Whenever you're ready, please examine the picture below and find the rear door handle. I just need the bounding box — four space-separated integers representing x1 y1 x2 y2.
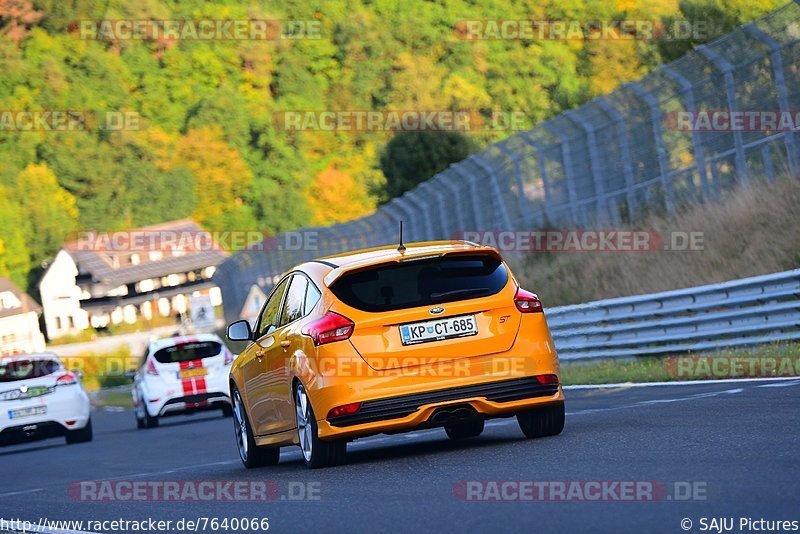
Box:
280 340 291 351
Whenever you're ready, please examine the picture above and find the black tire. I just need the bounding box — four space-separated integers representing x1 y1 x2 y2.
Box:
134 388 159 429
65 418 93 444
294 382 346 469
445 419 485 440
517 402 565 439
232 386 280 469
142 407 159 428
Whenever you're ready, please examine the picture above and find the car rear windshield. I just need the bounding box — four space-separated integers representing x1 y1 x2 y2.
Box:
153 341 222 364
330 254 508 312
0 359 60 382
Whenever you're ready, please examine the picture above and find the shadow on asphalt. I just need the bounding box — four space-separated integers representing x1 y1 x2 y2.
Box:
0 441 66 457
136 413 231 431
267 433 530 471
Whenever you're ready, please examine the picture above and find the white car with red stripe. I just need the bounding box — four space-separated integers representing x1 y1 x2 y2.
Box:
131 334 235 428
0 353 92 446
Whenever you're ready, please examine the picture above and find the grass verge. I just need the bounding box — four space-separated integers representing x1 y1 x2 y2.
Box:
560 341 800 385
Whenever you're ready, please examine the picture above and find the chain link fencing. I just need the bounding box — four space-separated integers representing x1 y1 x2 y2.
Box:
215 2 800 323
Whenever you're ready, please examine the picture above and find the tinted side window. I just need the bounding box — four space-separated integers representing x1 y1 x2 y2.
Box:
257 277 289 337
280 275 307 326
304 282 321 315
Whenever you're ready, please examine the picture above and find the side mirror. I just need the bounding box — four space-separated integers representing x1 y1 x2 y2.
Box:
123 370 136 381
227 320 253 342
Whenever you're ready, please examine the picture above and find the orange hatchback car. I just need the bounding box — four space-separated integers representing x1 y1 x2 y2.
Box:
226 241 564 468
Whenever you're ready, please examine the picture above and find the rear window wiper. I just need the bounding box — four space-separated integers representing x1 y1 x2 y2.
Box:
429 287 490 302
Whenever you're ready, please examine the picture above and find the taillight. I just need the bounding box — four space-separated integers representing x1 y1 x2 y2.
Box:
56 372 77 386
327 402 361 419
223 349 235 366
302 311 355 346
514 287 543 313
535 374 559 385
145 358 159 376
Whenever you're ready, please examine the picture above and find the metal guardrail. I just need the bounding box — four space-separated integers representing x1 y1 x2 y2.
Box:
215 2 800 324
547 269 800 360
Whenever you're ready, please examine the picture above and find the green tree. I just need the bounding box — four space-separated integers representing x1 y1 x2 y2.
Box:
379 131 478 201
14 163 78 268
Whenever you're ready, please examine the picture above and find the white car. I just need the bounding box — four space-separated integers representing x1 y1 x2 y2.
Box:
130 334 235 428
0 353 92 446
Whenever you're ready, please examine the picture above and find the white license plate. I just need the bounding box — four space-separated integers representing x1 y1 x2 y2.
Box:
8 406 47 419
399 314 478 345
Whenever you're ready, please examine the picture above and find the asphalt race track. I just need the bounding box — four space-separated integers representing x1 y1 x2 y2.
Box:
2 378 798 534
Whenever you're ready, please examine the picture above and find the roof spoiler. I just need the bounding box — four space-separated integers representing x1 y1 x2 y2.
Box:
322 246 502 287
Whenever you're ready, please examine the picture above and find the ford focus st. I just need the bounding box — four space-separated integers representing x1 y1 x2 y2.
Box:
0 354 92 446
130 334 235 428
227 241 564 469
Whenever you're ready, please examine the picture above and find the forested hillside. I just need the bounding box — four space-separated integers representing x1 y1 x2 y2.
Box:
0 0 782 291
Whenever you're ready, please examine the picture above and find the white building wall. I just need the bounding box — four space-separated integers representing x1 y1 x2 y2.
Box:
38 250 89 339
0 311 46 356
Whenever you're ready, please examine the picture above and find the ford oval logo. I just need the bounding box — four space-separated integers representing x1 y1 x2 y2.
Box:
429 306 445 315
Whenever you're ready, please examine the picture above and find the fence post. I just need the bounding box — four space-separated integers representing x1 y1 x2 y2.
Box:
452 164 485 230
416 180 447 240
565 109 609 223
471 154 513 229
350 217 372 249
495 142 529 226
439 171 466 233
596 98 638 220
378 205 401 245
742 23 800 178
696 44 749 185
543 123 581 225
404 188 435 241
659 65 712 201
629 82 675 213
519 131 556 226
392 197 419 241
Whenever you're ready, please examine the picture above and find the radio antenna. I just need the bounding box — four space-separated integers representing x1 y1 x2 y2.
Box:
397 220 406 253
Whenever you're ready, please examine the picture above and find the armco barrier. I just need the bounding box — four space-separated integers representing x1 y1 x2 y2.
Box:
546 269 800 360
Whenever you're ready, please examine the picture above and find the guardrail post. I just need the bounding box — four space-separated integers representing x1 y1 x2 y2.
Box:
565 108 610 223
696 44 749 185
543 123 581 225
519 131 556 226
471 155 513 230
742 23 800 178
596 98 638 220
629 82 675 214
660 65 712 202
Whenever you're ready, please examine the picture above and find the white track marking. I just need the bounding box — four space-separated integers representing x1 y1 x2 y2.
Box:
757 379 800 388
0 487 44 497
564 376 798 389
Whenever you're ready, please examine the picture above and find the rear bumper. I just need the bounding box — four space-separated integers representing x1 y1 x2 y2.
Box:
328 376 559 427
0 421 69 446
308 312 562 440
157 392 231 417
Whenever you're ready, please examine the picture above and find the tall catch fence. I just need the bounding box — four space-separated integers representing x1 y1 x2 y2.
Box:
215 3 800 323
